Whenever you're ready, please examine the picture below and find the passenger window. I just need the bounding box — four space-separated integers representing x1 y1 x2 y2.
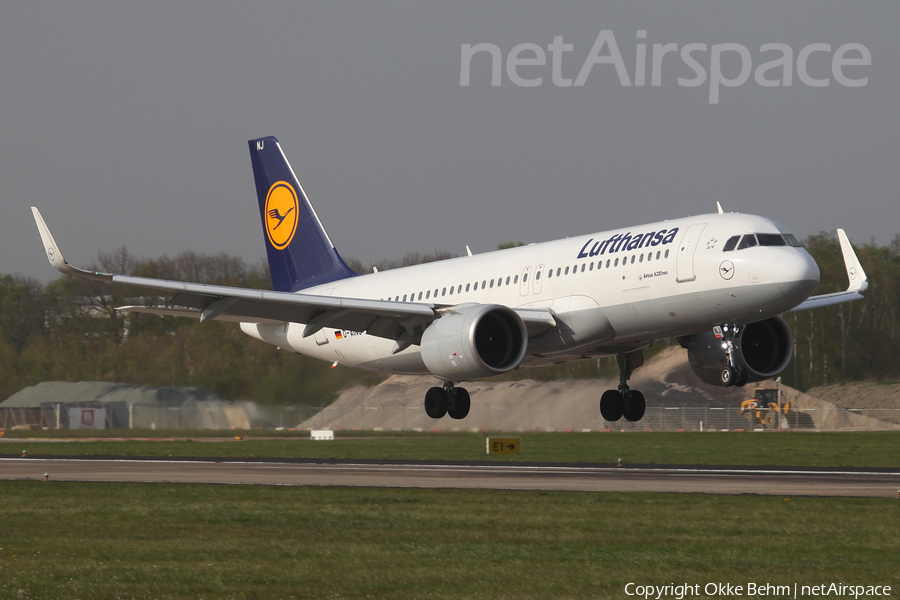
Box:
556 268 561 277
465 283 470 292
426 290 430 299
572 264 577 273
449 287 453 295
655 251 660 260
565 267 569 275
547 270 552 278
757 233 786 247
403 294 407 302
606 259 611 268
589 262 594 271
395 296 399 301
418 292 423 300
639 254 644 263
458 285 462 294
737 235 758 250
482 281 487 289
647 252 651 261
507 276 512 285
434 288 438 297
665 250 670 258
580 264 585 273
523 273 528 282
614 258 619 267
723 235 740 252
442 288 446 296
536 271 541 280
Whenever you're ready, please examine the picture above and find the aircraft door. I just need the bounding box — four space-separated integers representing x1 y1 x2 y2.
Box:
676 223 707 283
533 264 544 294
519 266 532 297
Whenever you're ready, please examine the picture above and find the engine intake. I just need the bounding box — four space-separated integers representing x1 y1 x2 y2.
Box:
420 304 528 382
682 316 793 386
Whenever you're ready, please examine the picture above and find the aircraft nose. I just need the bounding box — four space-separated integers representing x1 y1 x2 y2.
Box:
775 249 820 299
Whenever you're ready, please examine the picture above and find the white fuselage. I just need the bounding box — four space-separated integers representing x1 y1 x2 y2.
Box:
241 212 819 377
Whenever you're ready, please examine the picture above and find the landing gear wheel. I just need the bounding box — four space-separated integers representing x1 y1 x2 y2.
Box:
734 368 748 387
720 366 735 387
623 390 646 422
448 387 471 420
424 387 448 419
600 390 624 422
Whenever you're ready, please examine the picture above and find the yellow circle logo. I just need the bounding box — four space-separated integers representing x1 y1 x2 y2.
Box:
264 181 299 250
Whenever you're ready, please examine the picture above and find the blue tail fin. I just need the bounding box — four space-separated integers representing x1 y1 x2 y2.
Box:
249 136 359 292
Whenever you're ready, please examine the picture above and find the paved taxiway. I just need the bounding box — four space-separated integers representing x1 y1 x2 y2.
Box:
2 457 898 497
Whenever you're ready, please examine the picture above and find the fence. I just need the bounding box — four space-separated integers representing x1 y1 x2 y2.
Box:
298 405 900 433
3 404 898 432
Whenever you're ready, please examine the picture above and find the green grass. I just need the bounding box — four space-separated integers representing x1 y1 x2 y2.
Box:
0 481 897 600
3 431 900 468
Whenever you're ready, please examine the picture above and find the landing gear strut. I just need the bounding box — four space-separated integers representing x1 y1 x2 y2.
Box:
424 381 471 420
600 350 646 422
715 325 747 387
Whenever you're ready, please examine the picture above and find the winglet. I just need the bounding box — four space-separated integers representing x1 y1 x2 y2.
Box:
837 229 868 293
31 207 113 281
716 202 724 215
789 229 868 312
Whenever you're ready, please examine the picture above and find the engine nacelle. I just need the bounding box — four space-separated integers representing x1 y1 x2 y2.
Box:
420 304 528 382
682 316 794 386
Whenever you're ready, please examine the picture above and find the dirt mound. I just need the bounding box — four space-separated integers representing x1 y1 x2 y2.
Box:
299 347 751 431
806 382 900 409
299 347 897 432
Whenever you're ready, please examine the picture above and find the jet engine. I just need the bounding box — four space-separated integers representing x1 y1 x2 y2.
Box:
681 316 794 386
420 304 528 382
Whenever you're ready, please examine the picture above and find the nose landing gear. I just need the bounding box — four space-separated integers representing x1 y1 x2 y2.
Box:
715 325 748 387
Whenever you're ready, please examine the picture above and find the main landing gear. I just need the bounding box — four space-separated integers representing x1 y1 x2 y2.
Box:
716 324 748 387
600 350 646 422
424 381 471 420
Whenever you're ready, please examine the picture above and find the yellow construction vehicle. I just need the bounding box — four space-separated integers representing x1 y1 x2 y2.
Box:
740 387 790 427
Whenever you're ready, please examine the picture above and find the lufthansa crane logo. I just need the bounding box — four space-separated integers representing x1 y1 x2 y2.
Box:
264 181 299 250
719 260 735 280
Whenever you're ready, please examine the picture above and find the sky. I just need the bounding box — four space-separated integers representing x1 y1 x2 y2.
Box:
1 1 897 283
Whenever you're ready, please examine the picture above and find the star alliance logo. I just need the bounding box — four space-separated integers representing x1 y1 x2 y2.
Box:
264 181 300 250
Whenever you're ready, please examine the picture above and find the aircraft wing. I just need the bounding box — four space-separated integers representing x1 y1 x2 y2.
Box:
32 207 556 341
790 229 869 312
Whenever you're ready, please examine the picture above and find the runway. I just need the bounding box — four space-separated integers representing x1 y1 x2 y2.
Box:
2 457 899 497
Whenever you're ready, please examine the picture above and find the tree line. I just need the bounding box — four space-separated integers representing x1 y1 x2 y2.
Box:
1 234 897 405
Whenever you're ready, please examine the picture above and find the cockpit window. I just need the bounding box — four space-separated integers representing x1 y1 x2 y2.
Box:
783 234 803 248
757 233 786 247
737 234 758 250
723 236 740 252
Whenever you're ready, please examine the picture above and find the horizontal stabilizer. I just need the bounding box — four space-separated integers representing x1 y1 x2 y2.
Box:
117 305 282 324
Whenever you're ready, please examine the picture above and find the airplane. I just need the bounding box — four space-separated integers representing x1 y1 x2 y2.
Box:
31 136 869 423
